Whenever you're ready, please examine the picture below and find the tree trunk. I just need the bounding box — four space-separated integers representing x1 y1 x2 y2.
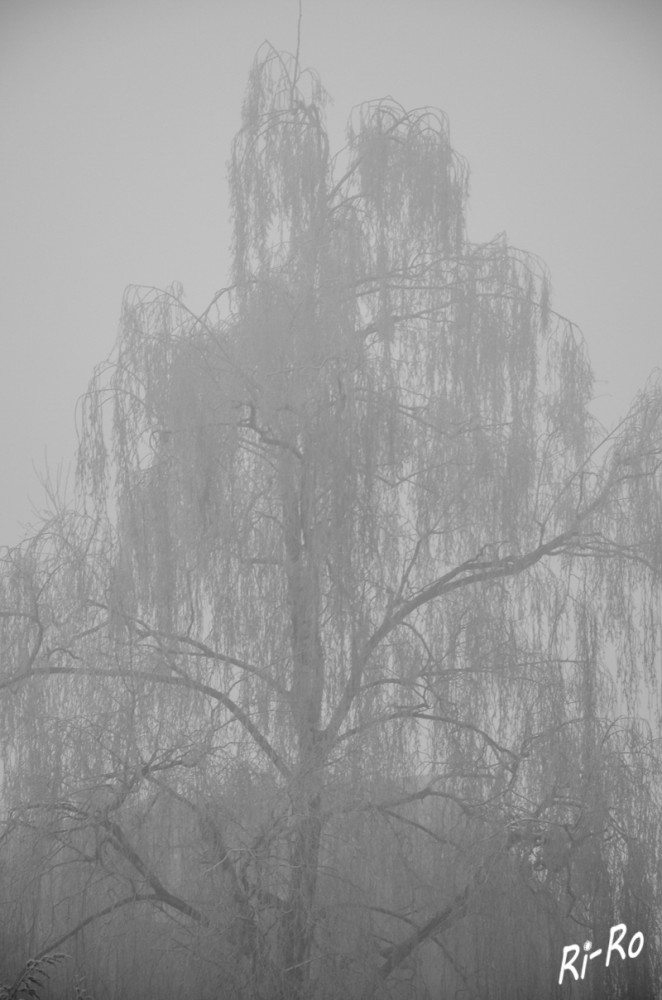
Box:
280 453 326 998
281 782 323 998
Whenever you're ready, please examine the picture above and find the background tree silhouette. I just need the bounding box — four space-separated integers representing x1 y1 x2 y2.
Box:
1 44 661 1000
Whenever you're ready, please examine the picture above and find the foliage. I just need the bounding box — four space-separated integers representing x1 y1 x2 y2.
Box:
0 955 69 1000
1 43 662 999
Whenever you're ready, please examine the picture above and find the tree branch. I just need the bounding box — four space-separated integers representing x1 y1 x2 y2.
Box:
368 861 491 992
0 663 291 779
368 532 575 654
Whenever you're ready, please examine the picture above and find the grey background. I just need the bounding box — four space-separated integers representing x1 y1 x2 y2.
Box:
1 0 660 545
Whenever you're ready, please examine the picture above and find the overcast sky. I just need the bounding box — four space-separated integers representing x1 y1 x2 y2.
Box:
1 0 661 547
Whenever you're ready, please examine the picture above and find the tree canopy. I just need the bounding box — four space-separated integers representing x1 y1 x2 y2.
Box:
1 44 661 1000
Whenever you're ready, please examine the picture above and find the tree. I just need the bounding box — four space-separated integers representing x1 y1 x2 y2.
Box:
1 44 661 999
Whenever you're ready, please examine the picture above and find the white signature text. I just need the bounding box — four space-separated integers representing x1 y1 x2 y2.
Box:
559 923 644 984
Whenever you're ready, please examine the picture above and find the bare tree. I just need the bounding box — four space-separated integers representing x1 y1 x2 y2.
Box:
1 44 661 999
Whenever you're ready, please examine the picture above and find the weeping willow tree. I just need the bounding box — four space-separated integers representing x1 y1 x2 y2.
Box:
1 44 662 1000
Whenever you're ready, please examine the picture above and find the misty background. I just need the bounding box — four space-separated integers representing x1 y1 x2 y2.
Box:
1 0 660 545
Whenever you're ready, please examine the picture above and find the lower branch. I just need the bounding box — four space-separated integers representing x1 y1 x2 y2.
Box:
365 860 491 996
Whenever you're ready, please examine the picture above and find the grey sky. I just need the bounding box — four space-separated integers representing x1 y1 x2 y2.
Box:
1 0 660 546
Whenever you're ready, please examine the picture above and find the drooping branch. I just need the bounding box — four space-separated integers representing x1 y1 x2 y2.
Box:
0 663 291 779
13 798 210 946
119 610 290 699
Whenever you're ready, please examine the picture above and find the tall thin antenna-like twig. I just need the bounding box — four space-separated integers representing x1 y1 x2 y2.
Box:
292 0 303 100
